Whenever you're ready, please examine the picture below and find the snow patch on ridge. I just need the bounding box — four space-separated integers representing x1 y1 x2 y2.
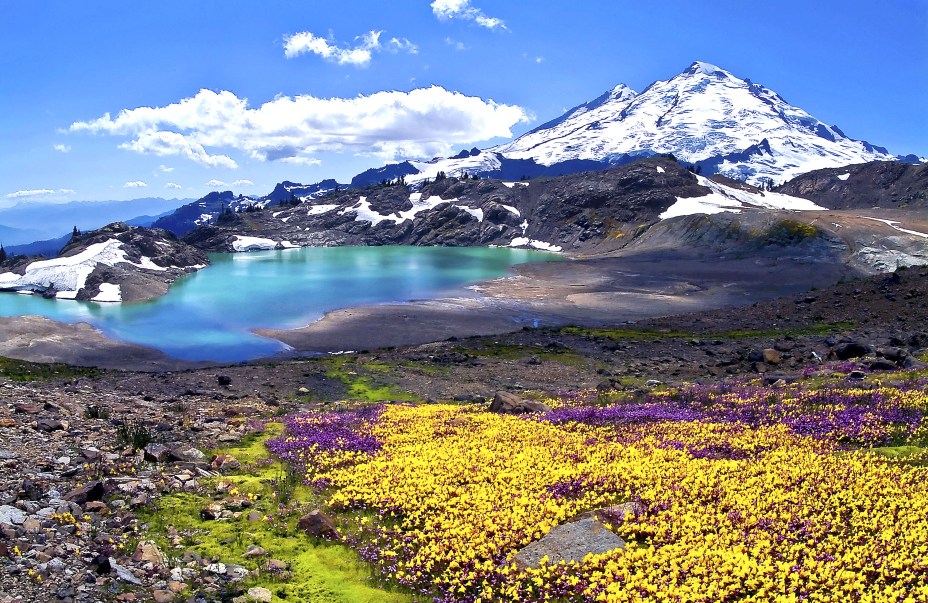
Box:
860 217 928 239
91 283 121 302
509 237 562 252
0 239 167 298
660 175 826 220
232 236 277 251
340 193 485 226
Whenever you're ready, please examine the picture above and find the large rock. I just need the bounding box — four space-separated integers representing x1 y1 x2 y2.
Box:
488 391 552 415
143 443 171 463
513 518 625 569
0 505 26 526
833 341 871 360
63 481 105 506
298 510 339 539
132 540 166 565
168 444 206 463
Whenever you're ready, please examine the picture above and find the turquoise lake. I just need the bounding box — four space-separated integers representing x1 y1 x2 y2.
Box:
0 246 558 362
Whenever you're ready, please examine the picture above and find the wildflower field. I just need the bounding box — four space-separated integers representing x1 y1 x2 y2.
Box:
265 370 928 603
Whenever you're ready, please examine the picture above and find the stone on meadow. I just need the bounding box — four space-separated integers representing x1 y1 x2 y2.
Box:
488 391 552 414
298 510 339 539
247 587 273 603
513 517 625 569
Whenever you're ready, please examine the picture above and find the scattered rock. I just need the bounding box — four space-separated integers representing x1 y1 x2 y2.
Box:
0 505 26 526
34 418 66 432
217 375 233 387
833 341 871 360
143 443 171 463
109 557 143 585
247 586 273 603
298 510 339 539
152 590 175 603
242 545 266 559
168 444 207 463
132 540 167 565
211 454 242 472
488 391 552 414
762 348 781 365
63 481 105 505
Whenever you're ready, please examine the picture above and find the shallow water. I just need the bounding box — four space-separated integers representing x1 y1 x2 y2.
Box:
0 246 558 362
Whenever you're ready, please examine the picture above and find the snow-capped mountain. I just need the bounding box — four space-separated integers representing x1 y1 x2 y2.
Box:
402 61 910 187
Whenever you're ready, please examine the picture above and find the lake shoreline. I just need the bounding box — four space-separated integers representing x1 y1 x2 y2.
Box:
0 249 854 369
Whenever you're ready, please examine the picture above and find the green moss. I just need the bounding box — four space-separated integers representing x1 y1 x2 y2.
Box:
760 219 820 246
0 356 102 382
140 424 412 603
320 357 418 402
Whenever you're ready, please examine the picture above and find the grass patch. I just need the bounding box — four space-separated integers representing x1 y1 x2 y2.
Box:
320 357 418 403
0 356 102 382
140 423 412 603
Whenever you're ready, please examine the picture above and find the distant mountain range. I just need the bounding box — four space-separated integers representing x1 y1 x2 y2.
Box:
0 197 191 248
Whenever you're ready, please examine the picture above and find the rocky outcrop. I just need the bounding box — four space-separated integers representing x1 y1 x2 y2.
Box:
0 223 208 303
776 161 928 210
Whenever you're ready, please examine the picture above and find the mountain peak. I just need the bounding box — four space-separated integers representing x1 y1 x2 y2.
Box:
684 61 728 77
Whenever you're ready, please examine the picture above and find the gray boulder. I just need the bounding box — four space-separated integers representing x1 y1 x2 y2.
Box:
513 517 625 569
488 391 552 415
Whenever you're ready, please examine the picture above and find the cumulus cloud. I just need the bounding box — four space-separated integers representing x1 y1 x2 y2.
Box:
69 87 529 165
165 182 182 189
231 179 254 187
59 188 77 195
53 143 71 153
119 130 238 168
124 181 147 188
431 0 506 29
158 164 174 173
205 179 226 187
283 29 417 66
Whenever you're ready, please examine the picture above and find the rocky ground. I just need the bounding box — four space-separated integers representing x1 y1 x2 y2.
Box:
0 266 927 602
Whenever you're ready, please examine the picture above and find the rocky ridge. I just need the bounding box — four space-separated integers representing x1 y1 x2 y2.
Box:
0 224 208 303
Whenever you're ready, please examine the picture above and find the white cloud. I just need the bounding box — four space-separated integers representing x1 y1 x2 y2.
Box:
205 179 226 187
283 31 373 66
431 0 506 29
5 189 55 198
53 143 71 153
535 56 544 64
158 164 174 173
119 130 238 168
283 29 417 66
231 179 254 187
279 156 322 166
387 37 418 54
124 181 148 188
445 37 468 51
69 87 529 165
165 182 183 189
59 188 76 195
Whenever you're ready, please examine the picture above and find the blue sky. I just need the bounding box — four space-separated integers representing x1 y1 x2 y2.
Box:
1 0 925 203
